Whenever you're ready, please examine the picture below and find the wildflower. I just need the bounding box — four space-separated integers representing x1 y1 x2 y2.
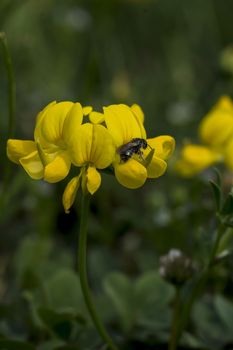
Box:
176 96 233 176
62 123 115 213
103 104 175 189
7 101 85 183
86 103 144 125
159 249 197 286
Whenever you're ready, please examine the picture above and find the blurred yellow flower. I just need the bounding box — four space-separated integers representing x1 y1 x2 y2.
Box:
104 104 175 189
111 71 131 100
176 96 233 176
7 101 85 183
62 123 115 213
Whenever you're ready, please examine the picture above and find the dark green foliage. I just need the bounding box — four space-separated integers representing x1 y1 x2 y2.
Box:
0 340 35 350
192 296 233 349
1 0 233 349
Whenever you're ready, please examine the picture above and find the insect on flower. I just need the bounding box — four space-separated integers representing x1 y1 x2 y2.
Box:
117 137 151 162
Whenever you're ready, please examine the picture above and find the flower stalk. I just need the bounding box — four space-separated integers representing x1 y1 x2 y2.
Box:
174 223 226 348
78 192 118 350
169 287 181 350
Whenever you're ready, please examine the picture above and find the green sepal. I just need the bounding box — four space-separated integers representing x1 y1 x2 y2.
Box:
143 148 155 168
101 165 115 175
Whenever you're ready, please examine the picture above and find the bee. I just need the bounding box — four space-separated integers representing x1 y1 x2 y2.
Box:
117 138 150 162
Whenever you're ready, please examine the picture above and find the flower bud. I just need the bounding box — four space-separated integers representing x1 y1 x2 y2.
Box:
159 249 197 286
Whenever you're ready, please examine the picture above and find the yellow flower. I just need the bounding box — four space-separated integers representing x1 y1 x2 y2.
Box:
7 101 85 182
84 103 144 125
7 99 175 212
103 104 175 189
175 145 222 176
199 96 233 149
176 96 233 176
62 123 115 213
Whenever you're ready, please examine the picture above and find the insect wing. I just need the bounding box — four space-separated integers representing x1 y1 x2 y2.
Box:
117 142 132 154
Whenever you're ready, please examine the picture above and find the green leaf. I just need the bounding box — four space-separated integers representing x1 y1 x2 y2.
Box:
45 269 84 313
0 340 35 350
215 295 233 336
215 249 232 264
37 339 64 350
104 271 175 333
103 272 135 331
217 227 233 253
37 307 85 340
13 236 52 287
221 193 233 215
135 271 175 309
135 272 175 331
192 298 232 348
209 180 222 212
181 332 206 348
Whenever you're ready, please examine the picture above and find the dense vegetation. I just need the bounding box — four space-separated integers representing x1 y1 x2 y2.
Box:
0 1 233 349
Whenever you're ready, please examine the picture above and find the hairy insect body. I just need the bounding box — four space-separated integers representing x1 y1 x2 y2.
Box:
117 138 148 162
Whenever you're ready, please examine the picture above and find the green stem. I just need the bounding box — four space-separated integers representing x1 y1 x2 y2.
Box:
78 193 118 350
0 31 16 138
169 287 181 350
207 224 225 268
175 223 226 345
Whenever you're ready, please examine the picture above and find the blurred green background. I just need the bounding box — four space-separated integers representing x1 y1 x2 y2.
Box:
1 1 233 349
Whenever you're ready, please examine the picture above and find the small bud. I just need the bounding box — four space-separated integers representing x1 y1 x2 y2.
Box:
159 249 197 286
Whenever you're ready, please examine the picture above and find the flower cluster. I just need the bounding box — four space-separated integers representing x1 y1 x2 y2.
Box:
7 101 175 212
176 96 233 176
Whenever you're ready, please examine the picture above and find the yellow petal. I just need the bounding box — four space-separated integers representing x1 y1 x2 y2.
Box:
34 101 57 144
62 175 81 213
7 139 37 164
175 144 221 176
131 104 144 124
40 102 74 145
62 102 83 143
175 159 197 177
199 97 233 147
146 156 167 178
35 101 57 127
68 123 115 169
44 152 71 183
19 151 44 179
104 104 146 147
36 142 56 166
147 136 175 160
86 166 101 194
213 95 233 110
83 106 93 116
130 104 146 138
89 111 105 124
114 158 147 189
